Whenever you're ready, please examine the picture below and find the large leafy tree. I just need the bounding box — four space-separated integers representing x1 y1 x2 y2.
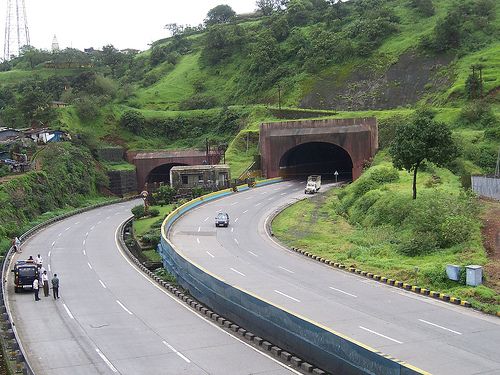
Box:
205 5 236 26
390 110 458 199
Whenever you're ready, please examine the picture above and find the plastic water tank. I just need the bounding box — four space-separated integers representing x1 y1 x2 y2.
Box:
466 265 483 287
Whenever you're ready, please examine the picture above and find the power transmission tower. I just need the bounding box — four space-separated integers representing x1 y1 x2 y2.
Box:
3 0 30 60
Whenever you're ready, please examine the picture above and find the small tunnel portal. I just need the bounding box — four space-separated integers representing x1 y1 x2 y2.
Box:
279 142 353 180
147 163 187 184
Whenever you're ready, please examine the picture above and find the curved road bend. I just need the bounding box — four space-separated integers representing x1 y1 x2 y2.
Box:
170 181 500 375
6 201 297 375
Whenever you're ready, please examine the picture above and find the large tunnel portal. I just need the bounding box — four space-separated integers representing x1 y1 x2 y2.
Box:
278 142 353 181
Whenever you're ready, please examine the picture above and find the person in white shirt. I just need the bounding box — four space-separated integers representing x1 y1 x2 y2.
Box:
35 254 43 265
42 271 49 297
33 278 40 301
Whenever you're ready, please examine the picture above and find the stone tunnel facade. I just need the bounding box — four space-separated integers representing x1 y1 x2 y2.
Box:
260 117 378 180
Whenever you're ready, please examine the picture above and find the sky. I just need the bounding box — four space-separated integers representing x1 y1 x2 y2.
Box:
1 0 257 53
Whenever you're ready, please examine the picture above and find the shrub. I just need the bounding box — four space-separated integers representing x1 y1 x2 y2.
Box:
349 190 383 224
397 232 438 256
0 165 9 177
154 268 176 283
141 228 161 248
484 126 500 141
152 185 176 205
368 167 400 184
179 94 217 110
459 101 498 128
120 110 145 134
74 95 101 122
131 205 145 219
148 208 160 217
439 215 474 247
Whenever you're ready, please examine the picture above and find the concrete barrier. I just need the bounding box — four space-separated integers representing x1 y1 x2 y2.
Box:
159 180 428 375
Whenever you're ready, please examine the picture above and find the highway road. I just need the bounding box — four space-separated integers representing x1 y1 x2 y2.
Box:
6 201 297 375
170 181 500 375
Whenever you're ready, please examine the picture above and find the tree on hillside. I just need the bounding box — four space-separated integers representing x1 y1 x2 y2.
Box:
256 0 285 15
120 110 145 135
205 5 236 26
390 110 458 199
16 79 56 126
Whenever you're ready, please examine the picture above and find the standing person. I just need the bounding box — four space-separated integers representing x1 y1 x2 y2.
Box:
51 274 59 300
42 271 49 297
33 278 40 301
37 264 45 284
12 237 21 253
35 254 43 266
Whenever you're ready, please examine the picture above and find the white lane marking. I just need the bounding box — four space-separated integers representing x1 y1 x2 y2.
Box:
106 216 110 220
206 251 215 258
273 188 280 191
85 232 89 237
231 202 238 206
274 290 301 302
96 348 118 373
48 264 51 272
90 226 95 231
196 238 200 244
268 197 274 201
58 233 62 237
418 319 462 335
204 216 210 222
279 266 295 274
245 197 252 200
280 193 287 196
51 241 55 247
230 268 246 277
231 227 234 233
116 300 133 315
63 304 75 319
114 212 120 216
234 238 239 245
242 210 248 214
83 250 86 256
83 239 86 246
359 326 403 344
235 218 239 223
65 226 71 231
113 221 302 375
48 251 51 257
87 262 92 270
197 227 201 232
329 287 358 298
74 221 80 225
256 202 262 206
261 192 267 195
162 341 191 363
99 280 107 289
248 251 258 257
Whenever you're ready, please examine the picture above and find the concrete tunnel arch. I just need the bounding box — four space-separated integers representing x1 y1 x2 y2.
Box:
278 142 353 180
147 163 188 184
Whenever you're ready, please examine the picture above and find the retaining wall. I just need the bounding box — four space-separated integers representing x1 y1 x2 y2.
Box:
159 179 427 375
472 176 500 200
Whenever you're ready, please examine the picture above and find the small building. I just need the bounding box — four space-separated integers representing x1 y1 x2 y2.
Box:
170 165 230 190
24 128 70 144
0 127 21 142
51 101 68 108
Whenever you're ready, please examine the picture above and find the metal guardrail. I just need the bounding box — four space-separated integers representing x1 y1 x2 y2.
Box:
1 196 139 375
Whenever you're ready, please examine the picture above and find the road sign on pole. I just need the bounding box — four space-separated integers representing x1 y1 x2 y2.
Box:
334 171 339 183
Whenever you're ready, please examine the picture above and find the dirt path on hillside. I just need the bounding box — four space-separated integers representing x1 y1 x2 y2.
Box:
482 200 500 293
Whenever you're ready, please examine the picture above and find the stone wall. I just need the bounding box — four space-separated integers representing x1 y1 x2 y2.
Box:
108 170 138 196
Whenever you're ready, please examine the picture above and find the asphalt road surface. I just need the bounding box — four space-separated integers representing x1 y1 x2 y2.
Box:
170 181 500 375
6 200 297 375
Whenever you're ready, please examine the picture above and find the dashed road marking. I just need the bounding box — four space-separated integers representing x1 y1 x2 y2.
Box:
274 290 301 303
63 304 74 319
116 300 133 315
96 348 118 373
99 280 107 289
87 262 92 270
329 287 358 298
231 228 234 233
242 210 248 214
234 238 239 245
48 251 51 257
418 319 462 335
197 227 201 232
162 341 191 363
51 241 55 247
231 202 238 206
230 268 246 277
65 227 71 231
206 251 215 258
256 203 262 206
90 226 95 231
48 264 51 272
279 266 294 274
204 216 210 222
248 251 258 257
196 238 200 244
83 250 86 256
359 326 403 344
235 218 239 223
280 193 287 196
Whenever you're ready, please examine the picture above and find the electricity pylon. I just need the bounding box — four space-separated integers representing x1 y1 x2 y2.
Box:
3 0 30 60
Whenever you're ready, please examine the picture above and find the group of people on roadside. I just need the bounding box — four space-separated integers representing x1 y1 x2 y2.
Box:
26 254 60 302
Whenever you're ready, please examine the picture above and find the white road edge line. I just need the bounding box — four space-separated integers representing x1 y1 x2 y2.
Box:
418 319 462 335
206 251 215 258
279 266 294 274
48 264 51 272
83 250 86 256
48 251 51 257
116 300 133 315
63 303 74 319
162 341 191 363
359 326 403 344
196 238 200 244
113 218 302 375
329 286 358 298
96 348 118 373
274 290 301 302
198 227 201 232
230 268 246 277
99 280 107 289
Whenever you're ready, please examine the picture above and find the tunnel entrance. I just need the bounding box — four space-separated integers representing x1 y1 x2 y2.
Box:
147 163 187 185
279 142 353 180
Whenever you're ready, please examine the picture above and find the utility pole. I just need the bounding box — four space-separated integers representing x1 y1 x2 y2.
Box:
3 0 30 60
278 84 282 110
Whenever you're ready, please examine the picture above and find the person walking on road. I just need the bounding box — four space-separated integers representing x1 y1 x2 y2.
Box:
33 278 40 301
51 274 59 300
35 254 43 266
12 237 21 253
42 271 49 297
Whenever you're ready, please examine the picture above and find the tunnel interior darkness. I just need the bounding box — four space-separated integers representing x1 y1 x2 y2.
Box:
279 142 353 180
147 163 187 184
